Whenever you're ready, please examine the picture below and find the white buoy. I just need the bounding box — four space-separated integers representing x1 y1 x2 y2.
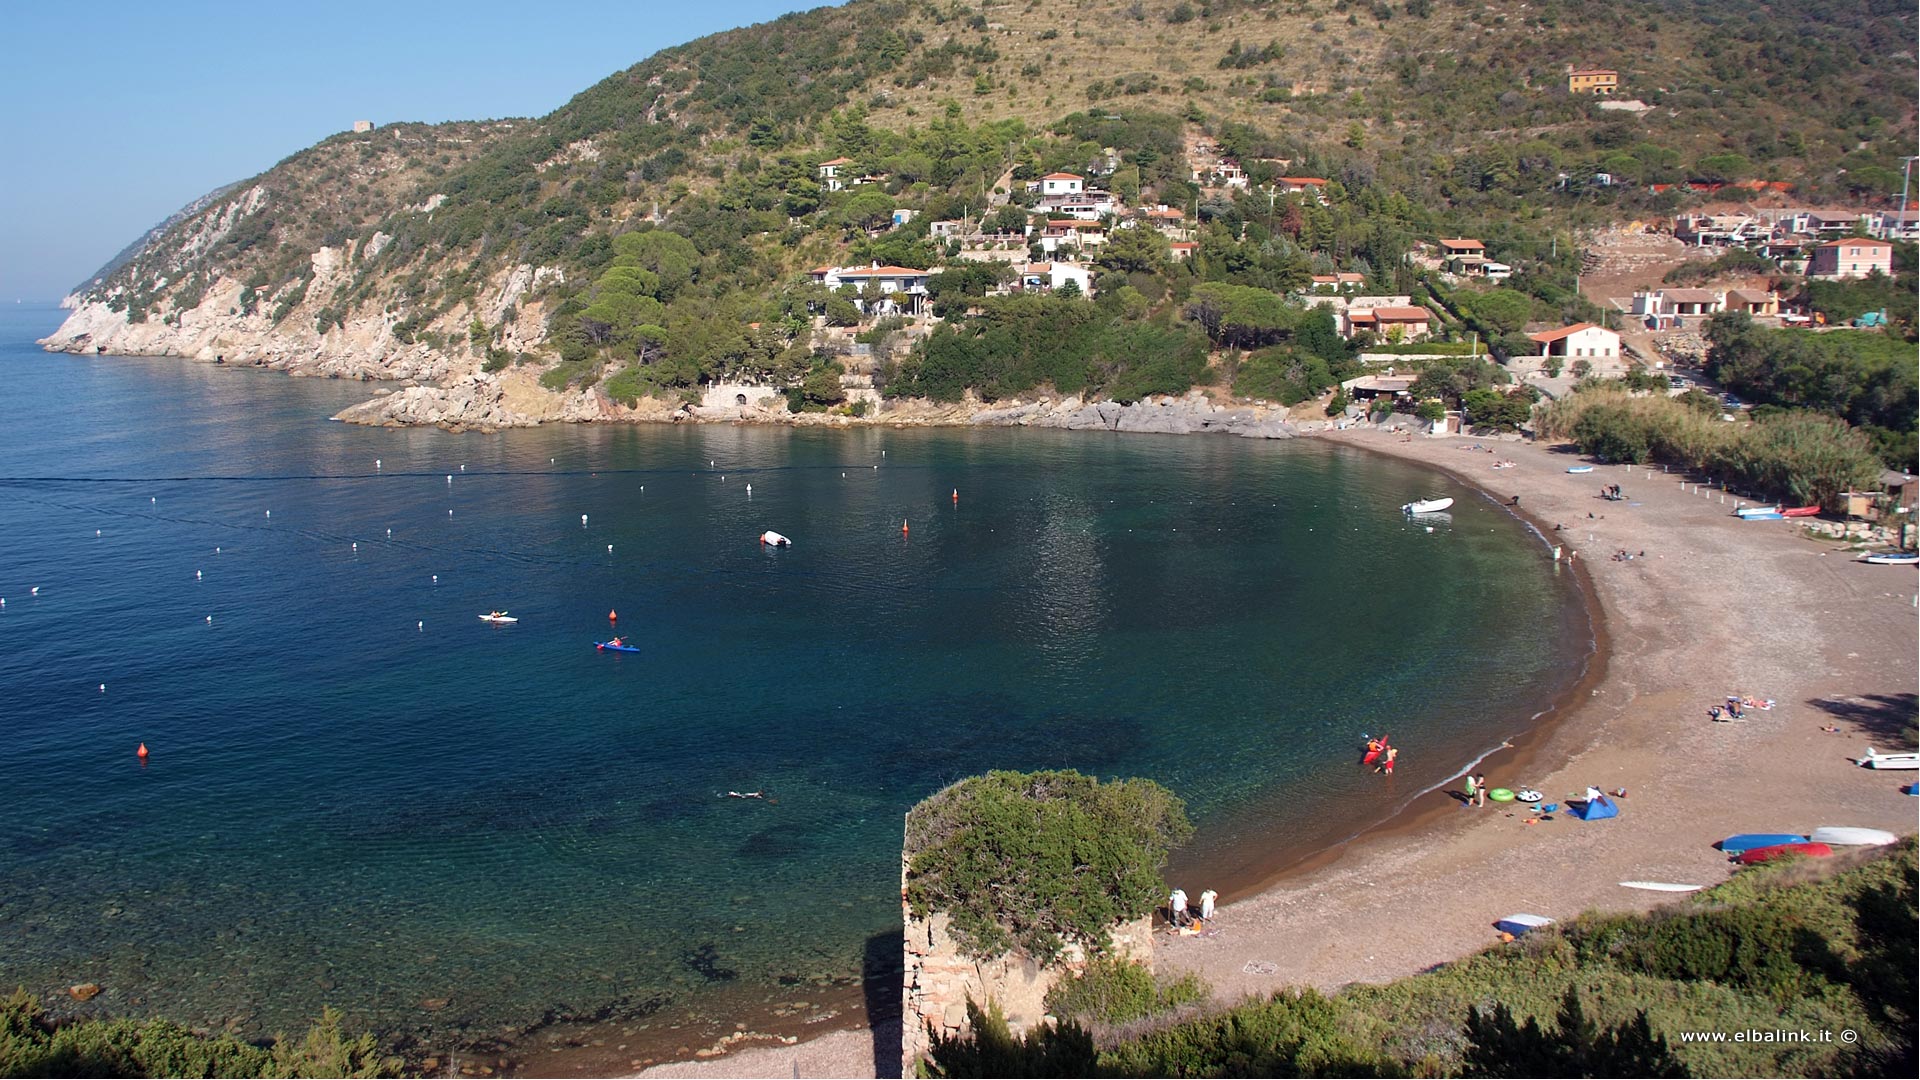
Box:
99 684 105 693
746 484 752 494
206 615 212 623
96 529 101 536
352 542 358 551
386 528 392 537
582 514 589 525
607 544 613 553
449 509 454 516
265 510 270 517
710 459 715 466
432 575 438 583
150 497 155 503
460 464 466 471
375 459 382 469
418 621 423 631
447 475 453 484
216 547 221 553
196 570 202 579
31 586 39 595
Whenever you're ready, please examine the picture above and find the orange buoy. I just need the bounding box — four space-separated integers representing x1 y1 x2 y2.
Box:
608 609 618 622
136 743 149 759
901 519 909 536
951 488 958 502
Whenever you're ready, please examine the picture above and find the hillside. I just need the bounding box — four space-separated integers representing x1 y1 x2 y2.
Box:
41 0 1917 428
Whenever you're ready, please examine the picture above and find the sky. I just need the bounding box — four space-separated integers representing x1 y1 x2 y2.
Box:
0 0 838 301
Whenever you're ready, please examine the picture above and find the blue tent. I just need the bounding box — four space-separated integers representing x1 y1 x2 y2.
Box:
1570 796 1618 821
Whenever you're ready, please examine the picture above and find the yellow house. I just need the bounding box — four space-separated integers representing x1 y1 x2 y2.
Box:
1568 69 1619 94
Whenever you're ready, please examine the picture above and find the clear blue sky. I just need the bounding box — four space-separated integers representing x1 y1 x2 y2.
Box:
0 1 837 301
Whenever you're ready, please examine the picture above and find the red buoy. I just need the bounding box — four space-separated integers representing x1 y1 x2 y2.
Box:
608 609 618 622
136 743 149 759
901 519 909 536
952 488 958 503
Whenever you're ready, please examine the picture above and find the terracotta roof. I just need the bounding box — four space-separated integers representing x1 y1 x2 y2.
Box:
1279 177 1329 186
1569 68 1617 77
1042 172 1083 181
1439 238 1485 251
1169 242 1197 250
835 265 932 278
1527 322 1603 343
1370 306 1431 321
1726 290 1773 305
1817 237 1892 248
818 157 854 166
809 265 834 275
1023 263 1052 272
1144 207 1185 219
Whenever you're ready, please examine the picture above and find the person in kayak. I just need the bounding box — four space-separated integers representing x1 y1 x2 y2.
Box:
607 636 624 647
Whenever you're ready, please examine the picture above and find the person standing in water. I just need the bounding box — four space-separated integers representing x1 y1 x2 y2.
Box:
1381 746 1399 775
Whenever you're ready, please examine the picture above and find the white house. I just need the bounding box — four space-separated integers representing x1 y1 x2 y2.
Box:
1035 191 1116 220
817 157 854 192
1019 261 1094 296
1524 323 1621 371
810 264 933 315
1039 172 1085 196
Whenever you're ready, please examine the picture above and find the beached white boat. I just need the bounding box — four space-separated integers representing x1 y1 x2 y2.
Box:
1619 881 1706 893
1860 551 1920 565
1402 497 1454 515
759 530 792 547
1855 747 1920 770
1807 826 1899 847
1735 505 1780 518
478 612 518 624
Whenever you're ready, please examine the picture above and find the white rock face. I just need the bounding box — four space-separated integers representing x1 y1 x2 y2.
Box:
332 371 609 429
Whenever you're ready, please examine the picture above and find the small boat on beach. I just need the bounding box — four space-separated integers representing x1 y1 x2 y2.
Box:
596 641 641 653
1807 826 1899 847
760 530 792 547
1856 747 1920 770
1735 505 1780 517
1494 914 1554 937
1860 551 1920 565
1780 506 1821 518
1402 497 1454 514
1619 881 1705 893
1735 842 1833 865
1566 466 1594 474
478 612 518 624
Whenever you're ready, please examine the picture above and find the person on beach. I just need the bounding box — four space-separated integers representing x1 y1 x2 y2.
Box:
1474 774 1487 808
1199 889 1217 922
1463 773 1478 805
1169 888 1188 928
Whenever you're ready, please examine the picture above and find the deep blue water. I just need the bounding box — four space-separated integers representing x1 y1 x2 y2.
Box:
0 303 1586 1054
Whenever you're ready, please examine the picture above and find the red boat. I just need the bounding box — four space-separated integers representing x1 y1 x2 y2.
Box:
1780 506 1822 518
1735 841 1833 865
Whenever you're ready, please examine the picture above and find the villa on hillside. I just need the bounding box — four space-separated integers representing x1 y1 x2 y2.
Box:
1036 172 1085 196
1567 68 1619 94
1310 273 1366 291
1038 220 1107 253
810 264 933 315
1014 262 1095 296
1808 238 1893 280
1438 238 1489 275
1522 323 1621 372
1345 305 1433 342
817 157 854 192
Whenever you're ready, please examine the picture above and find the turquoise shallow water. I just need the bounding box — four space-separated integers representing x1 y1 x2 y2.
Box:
0 304 1586 1057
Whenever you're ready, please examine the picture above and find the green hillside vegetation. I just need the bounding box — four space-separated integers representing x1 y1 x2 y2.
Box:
922 840 1918 1078
0 997 394 1079
1706 312 1919 469
74 0 1914 434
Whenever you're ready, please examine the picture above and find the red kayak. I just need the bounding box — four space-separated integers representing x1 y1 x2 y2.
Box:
1735 842 1832 865
1362 736 1390 765
1780 506 1822 518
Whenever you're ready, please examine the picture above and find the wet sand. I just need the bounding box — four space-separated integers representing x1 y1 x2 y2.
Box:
635 430 1918 1078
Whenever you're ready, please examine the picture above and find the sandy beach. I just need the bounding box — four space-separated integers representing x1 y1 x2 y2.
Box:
640 428 1918 1079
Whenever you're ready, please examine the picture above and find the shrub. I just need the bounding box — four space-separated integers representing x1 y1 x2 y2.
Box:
905 770 1191 963
1044 957 1208 1026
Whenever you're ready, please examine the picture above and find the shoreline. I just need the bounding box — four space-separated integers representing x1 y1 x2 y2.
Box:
634 426 1915 1079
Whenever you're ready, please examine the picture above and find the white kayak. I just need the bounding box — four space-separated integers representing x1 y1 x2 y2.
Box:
1735 505 1780 517
1807 826 1899 847
1619 881 1706 893
1860 552 1919 565
1403 497 1454 514
759 530 792 547
478 613 518 624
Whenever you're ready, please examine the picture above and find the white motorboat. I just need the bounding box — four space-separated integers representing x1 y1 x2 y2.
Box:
1402 497 1454 515
478 612 518 624
1619 882 1706 893
1807 826 1899 847
1854 747 1920 770
1735 505 1781 518
1860 551 1920 565
759 531 792 547
1494 913 1554 937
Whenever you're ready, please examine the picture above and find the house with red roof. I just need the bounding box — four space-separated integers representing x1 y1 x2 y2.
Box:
817 157 855 192
1523 323 1621 372
1808 238 1893 280
1039 172 1085 197
810 264 934 315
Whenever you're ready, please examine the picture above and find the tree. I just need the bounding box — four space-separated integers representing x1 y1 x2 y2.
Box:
905 770 1192 963
1096 226 1171 275
1464 990 1687 1078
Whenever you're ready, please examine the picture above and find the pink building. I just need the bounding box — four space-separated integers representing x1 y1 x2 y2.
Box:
1807 238 1893 280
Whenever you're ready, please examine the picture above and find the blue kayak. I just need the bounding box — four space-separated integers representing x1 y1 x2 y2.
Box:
595 641 640 653
1717 833 1808 853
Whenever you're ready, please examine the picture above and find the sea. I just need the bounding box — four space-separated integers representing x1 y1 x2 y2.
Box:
0 302 1589 1067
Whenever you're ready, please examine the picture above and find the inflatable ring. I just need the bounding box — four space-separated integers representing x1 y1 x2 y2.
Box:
1489 788 1517 802
1516 789 1544 803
